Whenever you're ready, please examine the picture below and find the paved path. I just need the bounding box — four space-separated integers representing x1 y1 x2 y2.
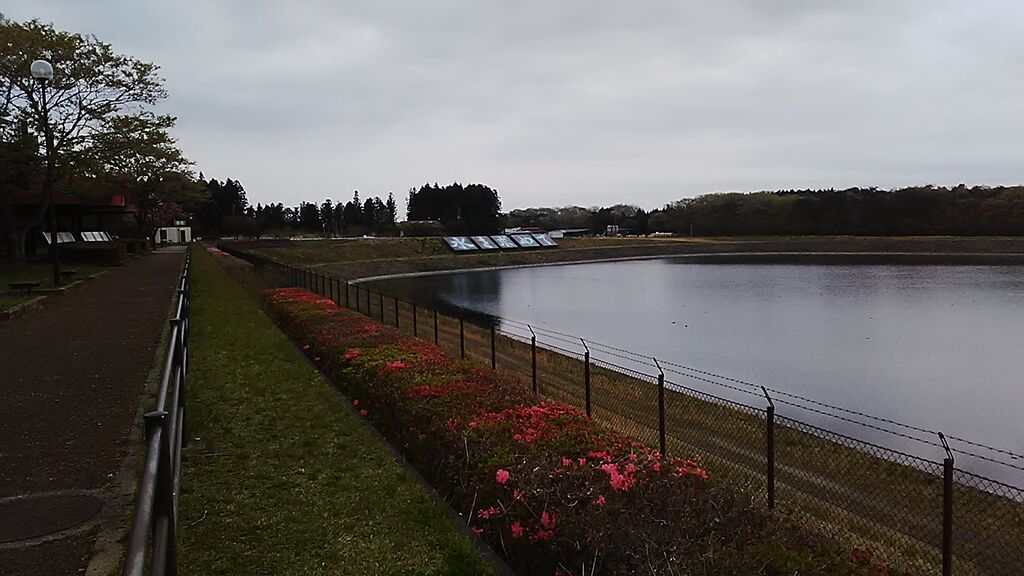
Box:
0 247 185 576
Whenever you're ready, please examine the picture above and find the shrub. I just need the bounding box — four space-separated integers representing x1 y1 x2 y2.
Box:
263 288 909 576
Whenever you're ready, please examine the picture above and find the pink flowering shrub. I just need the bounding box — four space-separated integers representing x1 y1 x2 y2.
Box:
262 287 911 576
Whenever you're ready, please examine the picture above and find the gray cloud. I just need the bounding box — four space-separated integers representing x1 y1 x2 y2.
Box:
7 0 1024 212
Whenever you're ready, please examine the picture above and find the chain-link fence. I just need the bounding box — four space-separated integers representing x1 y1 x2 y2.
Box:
222 249 1024 576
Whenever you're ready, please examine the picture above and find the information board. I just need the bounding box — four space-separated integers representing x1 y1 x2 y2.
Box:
443 236 478 251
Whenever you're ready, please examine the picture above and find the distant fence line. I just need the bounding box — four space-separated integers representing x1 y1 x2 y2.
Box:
221 244 1024 576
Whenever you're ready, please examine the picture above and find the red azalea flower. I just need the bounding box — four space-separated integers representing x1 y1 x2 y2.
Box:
510 521 524 539
359 409 368 416
540 510 555 530
495 469 510 484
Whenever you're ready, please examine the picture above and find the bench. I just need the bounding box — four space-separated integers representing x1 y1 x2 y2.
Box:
9 279 44 295
60 269 77 282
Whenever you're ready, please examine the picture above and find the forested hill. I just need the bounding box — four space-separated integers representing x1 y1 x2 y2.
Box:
647 186 1024 236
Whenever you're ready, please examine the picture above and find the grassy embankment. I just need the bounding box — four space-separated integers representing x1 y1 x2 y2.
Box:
342 293 1023 576
234 235 1024 281
225 238 1024 575
177 247 497 575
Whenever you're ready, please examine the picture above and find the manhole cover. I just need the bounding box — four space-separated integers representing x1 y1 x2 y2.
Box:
0 492 104 543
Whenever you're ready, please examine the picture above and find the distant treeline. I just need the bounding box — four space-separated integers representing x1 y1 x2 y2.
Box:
195 182 1024 238
193 177 398 237
406 182 502 235
509 186 1024 236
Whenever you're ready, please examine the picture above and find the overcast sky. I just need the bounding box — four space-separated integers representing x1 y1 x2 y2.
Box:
6 1 1024 213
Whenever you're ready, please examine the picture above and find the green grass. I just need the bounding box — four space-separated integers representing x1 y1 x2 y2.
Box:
0 262 104 289
0 295 34 312
178 247 497 576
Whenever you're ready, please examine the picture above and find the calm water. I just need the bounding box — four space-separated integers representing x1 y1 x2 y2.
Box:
370 260 1024 481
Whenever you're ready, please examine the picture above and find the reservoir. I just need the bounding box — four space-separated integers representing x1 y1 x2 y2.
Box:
368 259 1024 482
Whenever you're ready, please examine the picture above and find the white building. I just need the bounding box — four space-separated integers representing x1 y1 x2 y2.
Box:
154 225 192 245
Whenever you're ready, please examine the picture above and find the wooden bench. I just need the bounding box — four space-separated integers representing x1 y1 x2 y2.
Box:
60 269 77 282
9 279 44 295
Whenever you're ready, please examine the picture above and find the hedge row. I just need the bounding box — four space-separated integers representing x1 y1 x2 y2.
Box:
262 287 907 576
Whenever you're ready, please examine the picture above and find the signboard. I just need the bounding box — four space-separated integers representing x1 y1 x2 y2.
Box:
532 233 558 247
443 236 478 251
470 236 499 250
511 234 541 248
443 234 560 252
490 235 518 249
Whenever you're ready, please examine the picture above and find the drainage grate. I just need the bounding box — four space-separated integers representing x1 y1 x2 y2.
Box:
0 492 104 544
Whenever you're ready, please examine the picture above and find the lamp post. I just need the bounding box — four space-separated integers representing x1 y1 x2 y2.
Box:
31 59 61 285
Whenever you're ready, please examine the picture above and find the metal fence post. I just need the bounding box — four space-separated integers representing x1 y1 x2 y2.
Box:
582 339 591 418
394 297 400 328
378 292 384 322
654 357 666 456
171 314 188 448
433 310 439 345
459 318 465 359
762 386 776 510
148 409 177 574
940 433 954 576
413 304 418 336
344 281 350 308
529 325 537 393
490 325 496 369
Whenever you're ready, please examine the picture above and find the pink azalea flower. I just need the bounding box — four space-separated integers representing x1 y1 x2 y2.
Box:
359 409 368 416
594 495 606 506
471 526 483 536
510 521 524 539
352 399 359 406
495 469 510 484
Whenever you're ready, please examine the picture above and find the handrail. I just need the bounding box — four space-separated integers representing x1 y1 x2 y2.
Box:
123 248 191 576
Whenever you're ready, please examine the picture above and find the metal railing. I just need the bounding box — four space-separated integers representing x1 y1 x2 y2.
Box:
212 244 1024 576
122 249 191 576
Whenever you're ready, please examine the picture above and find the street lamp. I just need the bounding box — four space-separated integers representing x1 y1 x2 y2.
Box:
32 59 61 285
